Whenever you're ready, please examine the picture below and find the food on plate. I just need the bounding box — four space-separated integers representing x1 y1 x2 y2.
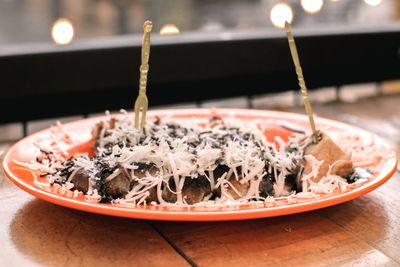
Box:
299 132 354 191
17 112 382 207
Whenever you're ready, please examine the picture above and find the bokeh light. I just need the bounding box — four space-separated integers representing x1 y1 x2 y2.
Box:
160 24 180 35
270 3 294 28
301 0 324 14
51 18 74 45
364 0 382 6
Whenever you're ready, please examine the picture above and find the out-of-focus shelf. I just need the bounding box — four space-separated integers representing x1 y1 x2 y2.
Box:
1 27 400 124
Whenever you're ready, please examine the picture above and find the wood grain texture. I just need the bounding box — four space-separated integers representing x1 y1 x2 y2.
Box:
153 211 397 267
320 172 400 263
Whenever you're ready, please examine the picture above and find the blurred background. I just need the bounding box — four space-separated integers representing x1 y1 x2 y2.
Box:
0 0 399 45
0 0 400 143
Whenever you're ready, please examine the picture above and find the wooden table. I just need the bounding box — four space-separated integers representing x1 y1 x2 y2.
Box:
1 95 400 267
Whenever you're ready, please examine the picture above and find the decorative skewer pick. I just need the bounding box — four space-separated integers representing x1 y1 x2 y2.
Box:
134 20 153 129
285 21 320 144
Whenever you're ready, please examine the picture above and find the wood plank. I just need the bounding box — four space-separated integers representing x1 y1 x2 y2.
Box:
0 144 189 267
319 174 400 264
154 213 396 267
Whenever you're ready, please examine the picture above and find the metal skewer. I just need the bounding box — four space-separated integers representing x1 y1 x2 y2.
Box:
134 20 153 129
285 21 320 144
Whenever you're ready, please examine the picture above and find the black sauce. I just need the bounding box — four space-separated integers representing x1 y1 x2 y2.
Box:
259 173 274 197
346 167 372 183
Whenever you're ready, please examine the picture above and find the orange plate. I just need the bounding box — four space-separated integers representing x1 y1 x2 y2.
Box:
2 109 398 221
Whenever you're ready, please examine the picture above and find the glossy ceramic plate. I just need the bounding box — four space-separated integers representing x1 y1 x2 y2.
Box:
3 109 397 221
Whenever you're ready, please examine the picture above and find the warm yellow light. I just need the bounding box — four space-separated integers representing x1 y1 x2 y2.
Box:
363 0 382 6
160 24 180 35
270 3 293 29
301 0 324 14
51 18 74 45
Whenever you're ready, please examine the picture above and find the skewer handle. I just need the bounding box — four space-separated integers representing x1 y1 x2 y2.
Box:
285 21 319 144
139 21 152 95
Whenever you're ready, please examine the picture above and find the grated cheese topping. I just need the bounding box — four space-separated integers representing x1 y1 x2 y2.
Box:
45 113 305 206
16 111 389 208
